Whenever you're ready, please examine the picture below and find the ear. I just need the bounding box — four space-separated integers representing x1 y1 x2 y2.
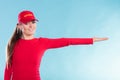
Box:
17 23 22 29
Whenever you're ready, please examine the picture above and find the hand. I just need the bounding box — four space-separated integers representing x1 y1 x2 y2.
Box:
93 37 109 42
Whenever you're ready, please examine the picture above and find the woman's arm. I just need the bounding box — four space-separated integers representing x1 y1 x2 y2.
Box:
4 63 12 80
43 38 93 49
42 37 108 49
93 37 108 42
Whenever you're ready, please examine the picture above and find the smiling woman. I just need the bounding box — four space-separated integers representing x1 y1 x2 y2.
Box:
4 10 108 80
17 20 37 39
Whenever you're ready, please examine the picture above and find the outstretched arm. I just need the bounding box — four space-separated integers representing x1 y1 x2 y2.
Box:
41 37 108 49
93 37 108 42
42 38 93 49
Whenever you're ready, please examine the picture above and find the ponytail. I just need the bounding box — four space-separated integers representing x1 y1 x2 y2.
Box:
6 24 22 66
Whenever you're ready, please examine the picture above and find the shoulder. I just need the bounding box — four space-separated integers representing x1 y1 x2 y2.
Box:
38 37 50 42
38 37 49 40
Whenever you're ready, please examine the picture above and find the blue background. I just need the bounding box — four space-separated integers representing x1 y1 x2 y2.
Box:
0 0 120 80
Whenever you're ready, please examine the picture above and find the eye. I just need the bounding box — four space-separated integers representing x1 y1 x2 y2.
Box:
32 20 36 24
25 23 28 25
24 22 28 25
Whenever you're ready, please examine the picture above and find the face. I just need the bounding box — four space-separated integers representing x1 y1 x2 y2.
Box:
18 20 37 37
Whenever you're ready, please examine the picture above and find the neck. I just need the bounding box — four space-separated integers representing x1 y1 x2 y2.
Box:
21 34 34 40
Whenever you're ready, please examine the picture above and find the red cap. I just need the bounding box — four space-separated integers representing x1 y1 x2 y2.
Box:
18 10 38 24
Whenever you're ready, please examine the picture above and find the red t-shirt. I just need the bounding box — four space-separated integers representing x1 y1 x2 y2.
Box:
4 37 93 80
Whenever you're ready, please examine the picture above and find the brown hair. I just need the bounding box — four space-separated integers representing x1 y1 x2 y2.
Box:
6 24 22 66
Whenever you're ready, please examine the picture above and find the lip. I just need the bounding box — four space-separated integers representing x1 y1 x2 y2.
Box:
29 29 34 32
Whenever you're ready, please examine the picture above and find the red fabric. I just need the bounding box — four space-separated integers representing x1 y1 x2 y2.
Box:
4 37 93 80
18 10 38 24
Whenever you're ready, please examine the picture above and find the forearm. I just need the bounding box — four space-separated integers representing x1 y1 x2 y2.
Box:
67 38 93 45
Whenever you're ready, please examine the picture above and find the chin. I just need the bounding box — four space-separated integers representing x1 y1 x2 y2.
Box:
29 31 35 34
27 32 35 36
29 33 35 35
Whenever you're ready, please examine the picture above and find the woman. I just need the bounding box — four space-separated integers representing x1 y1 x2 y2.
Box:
4 10 108 80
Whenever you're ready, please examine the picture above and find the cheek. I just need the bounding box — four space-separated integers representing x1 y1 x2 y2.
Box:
33 24 36 29
34 26 36 30
22 25 29 32
32 25 36 31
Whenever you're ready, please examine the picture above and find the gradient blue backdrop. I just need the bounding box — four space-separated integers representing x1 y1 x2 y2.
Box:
0 0 120 80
